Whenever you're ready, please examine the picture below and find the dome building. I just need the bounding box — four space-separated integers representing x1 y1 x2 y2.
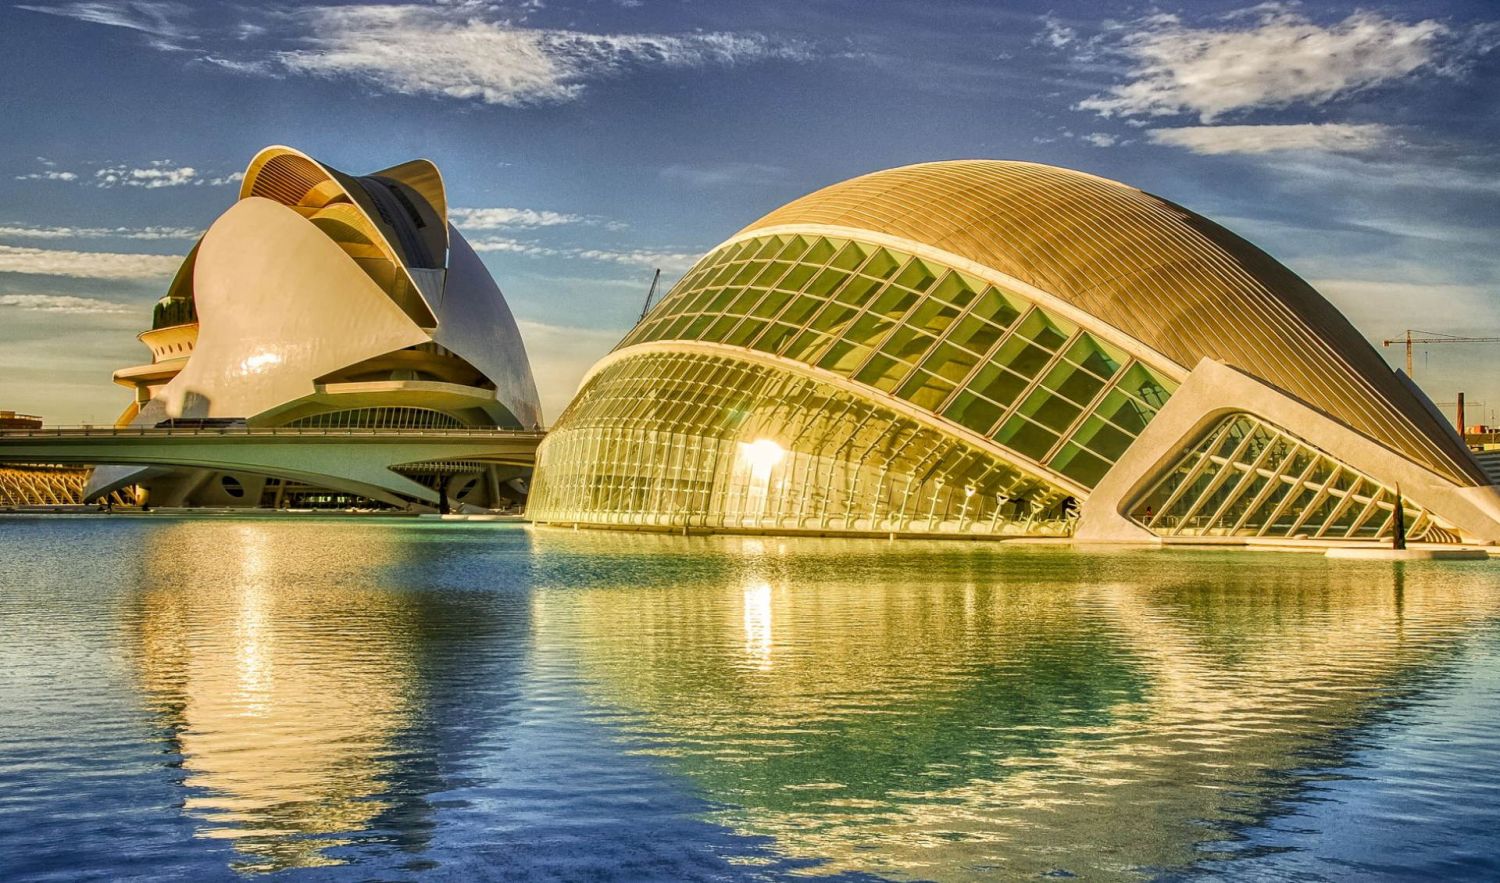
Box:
528 160 1500 544
89 146 542 509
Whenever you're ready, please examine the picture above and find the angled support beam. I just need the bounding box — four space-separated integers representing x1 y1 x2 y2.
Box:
1076 358 1500 545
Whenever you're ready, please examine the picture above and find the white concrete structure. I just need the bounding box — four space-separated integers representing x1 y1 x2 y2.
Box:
86 146 541 509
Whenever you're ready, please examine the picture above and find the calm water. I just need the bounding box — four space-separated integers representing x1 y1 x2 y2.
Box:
1 517 1499 881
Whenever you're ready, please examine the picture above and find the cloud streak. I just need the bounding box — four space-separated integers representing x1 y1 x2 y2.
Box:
1080 9 1456 122
14 158 241 189
1148 123 1396 155
467 235 701 272
16 1 191 39
0 293 133 314
0 244 181 279
0 223 201 240
451 206 603 229
276 6 812 106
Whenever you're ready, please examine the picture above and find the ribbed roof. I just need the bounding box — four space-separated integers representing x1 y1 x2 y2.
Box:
741 160 1483 487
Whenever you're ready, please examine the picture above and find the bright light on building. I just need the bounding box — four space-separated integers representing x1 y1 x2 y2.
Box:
739 439 786 475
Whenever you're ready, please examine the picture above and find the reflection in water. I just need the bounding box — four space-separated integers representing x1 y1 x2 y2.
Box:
530 529 1500 881
3 519 1499 880
124 520 525 873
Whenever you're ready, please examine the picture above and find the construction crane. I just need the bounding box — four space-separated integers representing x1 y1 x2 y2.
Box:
1382 330 1500 378
636 268 662 324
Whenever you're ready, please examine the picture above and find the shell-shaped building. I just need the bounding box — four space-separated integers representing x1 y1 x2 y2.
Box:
90 146 541 509
528 160 1500 544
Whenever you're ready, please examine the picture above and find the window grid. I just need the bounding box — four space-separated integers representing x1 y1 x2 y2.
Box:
622 233 1177 489
528 351 1081 536
1128 413 1455 542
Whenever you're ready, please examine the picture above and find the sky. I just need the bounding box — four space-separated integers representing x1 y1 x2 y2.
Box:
1 0 1498 427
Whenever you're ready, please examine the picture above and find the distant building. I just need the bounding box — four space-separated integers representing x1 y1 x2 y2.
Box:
0 411 42 430
86 146 541 509
528 160 1500 544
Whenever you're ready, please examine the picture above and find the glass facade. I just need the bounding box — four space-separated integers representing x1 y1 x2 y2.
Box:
620 233 1176 488
532 229 1468 544
528 351 1080 536
1128 413 1457 542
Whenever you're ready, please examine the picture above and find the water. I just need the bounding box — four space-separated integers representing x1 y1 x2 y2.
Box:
1 517 1499 881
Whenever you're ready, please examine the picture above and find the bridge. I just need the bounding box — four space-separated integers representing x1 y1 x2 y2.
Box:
0 425 545 508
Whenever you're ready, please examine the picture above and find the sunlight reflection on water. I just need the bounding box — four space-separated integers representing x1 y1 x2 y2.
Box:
1 516 1498 881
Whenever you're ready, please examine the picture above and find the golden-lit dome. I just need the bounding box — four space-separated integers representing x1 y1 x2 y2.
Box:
741 160 1481 487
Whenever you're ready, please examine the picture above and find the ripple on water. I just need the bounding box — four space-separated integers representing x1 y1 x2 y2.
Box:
0 517 1498 881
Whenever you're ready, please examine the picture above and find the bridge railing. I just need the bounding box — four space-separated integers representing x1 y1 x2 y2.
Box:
0 425 547 440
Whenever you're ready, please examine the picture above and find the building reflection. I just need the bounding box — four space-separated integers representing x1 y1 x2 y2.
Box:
529 529 1500 881
124 520 526 873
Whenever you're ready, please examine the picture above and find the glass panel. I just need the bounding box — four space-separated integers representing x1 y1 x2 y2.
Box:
943 392 1005 436
1052 442 1112 487
1070 413 1134 463
779 262 819 292
968 363 1029 407
1014 388 1082 434
992 334 1054 380
947 315 1006 355
805 268 849 298
862 249 904 280
893 258 939 293
809 304 858 334
1041 360 1107 408
896 371 956 411
835 276 883 306
928 272 978 309
879 326 936 365
825 240 865 271
818 339 873 375
919 342 980 384
993 415 1059 460
749 289 793 319
906 298 962 336
1064 334 1123 380
869 286 919 320
854 355 908 393
971 288 1022 330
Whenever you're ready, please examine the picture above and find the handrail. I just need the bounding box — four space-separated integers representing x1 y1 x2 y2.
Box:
0 426 547 440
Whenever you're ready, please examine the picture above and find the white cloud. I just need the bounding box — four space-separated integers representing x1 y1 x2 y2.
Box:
1080 9 1453 121
0 244 181 279
1148 123 1395 155
467 236 561 258
0 293 132 314
276 5 811 106
0 223 200 240
1080 132 1118 148
1037 16 1077 50
450 206 593 229
573 247 701 273
94 161 197 188
15 170 79 182
16 2 191 39
467 236 702 272
14 159 240 188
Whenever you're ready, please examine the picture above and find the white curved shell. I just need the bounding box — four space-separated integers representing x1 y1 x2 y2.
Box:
436 226 544 429
157 197 430 420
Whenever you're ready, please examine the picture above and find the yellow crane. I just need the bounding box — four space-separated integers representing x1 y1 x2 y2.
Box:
1382 330 1500 378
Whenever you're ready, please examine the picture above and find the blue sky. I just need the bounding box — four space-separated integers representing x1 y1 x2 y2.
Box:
2 0 1498 425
